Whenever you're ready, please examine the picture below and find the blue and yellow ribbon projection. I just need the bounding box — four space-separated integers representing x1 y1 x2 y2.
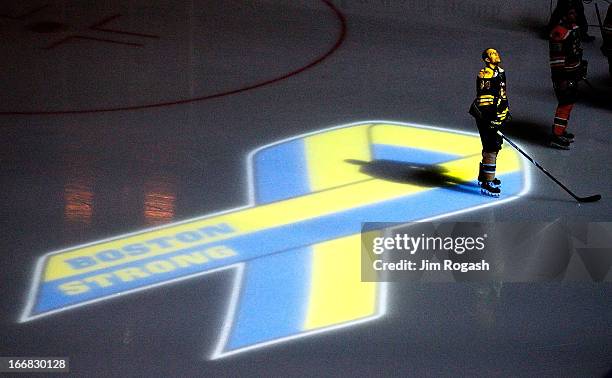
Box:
21 122 527 358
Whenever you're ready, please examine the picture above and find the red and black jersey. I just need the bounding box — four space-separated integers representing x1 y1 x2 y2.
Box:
549 23 583 78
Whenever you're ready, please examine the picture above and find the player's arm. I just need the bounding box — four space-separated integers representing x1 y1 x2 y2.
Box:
497 103 509 122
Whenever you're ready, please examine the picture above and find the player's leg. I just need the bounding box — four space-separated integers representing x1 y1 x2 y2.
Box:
476 120 502 197
550 79 576 149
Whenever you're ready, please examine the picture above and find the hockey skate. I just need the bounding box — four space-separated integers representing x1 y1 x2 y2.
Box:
561 130 574 143
478 177 501 188
549 134 571 150
478 162 501 189
480 180 501 197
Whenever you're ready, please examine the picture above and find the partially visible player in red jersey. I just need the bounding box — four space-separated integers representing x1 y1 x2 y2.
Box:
547 0 595 42
549 6 587 150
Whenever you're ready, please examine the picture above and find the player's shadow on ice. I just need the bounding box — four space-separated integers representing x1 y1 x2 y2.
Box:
504 119 553 147
345 159 481 195
482 16 549 39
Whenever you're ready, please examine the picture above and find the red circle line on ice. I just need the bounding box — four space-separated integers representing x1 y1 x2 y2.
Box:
1 0 347 116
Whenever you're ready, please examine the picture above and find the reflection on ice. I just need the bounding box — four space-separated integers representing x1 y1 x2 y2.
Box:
64 179 94 224
144 178 176 226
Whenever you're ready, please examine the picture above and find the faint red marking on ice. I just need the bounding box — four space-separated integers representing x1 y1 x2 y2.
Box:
89 14 159 39
45 13 158 50
0 4 49 20
0 0 345 116
44 35 144 49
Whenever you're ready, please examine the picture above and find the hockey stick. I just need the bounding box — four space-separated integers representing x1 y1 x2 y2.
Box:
550 0 553 16
581 77 604 95
595 2 604 37
496 130 601 202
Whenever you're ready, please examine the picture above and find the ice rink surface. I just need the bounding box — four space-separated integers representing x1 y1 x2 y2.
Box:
1 0 611 376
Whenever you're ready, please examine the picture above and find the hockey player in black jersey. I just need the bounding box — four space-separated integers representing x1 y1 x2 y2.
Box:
469 48 510 198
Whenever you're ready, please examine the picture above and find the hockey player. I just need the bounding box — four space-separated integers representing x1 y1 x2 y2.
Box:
469 48 509 197
601 4 612 75
549 6 587 149
547 0 595 42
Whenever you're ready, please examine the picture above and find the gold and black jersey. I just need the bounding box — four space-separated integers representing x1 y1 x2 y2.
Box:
473 66 509 122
